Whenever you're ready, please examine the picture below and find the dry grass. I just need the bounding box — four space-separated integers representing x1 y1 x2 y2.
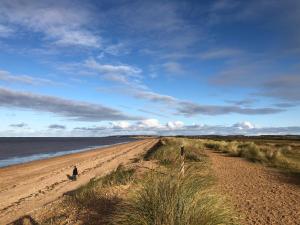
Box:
113 167 236 225
203 139 300 174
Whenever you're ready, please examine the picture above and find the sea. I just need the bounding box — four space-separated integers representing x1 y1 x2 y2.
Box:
0 136 136 168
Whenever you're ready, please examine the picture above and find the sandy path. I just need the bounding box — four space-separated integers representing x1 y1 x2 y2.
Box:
206 151 300 225
0 139 158 224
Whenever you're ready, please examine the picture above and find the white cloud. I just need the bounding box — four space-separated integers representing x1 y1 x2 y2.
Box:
70 120 300 136
0 70 61 86
49 27 101 48
110 121 131 129
132 90 176 104
163 62 184 74
0 0 101 48
0 24 14 37
84 58 142 86
232 121 255 130
200 48 242 60
103 43 129 56
167 121 184 129
85 58 141 76
137 119 162 128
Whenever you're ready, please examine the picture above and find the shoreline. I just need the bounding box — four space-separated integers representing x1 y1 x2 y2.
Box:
0 139 137 169
0 138 158 224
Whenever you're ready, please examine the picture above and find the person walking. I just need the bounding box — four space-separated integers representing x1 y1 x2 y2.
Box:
72 166 78 180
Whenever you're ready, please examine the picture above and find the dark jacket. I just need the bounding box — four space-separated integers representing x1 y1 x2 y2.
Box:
73 167 78 176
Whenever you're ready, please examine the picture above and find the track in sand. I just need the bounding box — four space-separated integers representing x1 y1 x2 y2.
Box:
206 150 300 225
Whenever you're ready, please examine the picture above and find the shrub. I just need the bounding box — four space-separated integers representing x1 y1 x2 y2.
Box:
280 145 292 154
226 141 241 156
185 151 202 162
204 141 228 153
238 142 266 162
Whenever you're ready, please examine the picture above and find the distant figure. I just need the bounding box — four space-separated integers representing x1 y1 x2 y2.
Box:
67 166 79 181
72 166 78 180
180 145 185 176
180 145 185 157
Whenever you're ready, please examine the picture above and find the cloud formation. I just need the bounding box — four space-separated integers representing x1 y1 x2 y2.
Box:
260 74 300 102
0 0 101 47
72 120 300 136
0 24 13 37
163 62 184 74
129 88 283 116
200 48 242 60
48 124 66 129
0 87 141 121
132 90 176 104
85 59 141 76
176 101 283 116
9 122 27 128
0 70 60 86
225 98 257 106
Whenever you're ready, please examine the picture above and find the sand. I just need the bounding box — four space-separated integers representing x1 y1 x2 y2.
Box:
0 138 158 224
206 150 300 225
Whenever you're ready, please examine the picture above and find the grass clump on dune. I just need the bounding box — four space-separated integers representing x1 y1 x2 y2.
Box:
148 138 207 165
70 164 135 208
113 168 236 225
101 164 135 186
204 139 300 174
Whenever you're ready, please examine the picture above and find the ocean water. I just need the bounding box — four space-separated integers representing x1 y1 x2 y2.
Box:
0 137 136 168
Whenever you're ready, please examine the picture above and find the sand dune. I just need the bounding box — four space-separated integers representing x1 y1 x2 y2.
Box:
0 139 158 224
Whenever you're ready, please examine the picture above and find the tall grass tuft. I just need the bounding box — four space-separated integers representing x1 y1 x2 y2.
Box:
238 142 266 162
70 164 135 207
113 166 237 225
101 164 135 186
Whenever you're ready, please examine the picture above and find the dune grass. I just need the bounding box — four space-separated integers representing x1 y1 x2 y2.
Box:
203 139 300 174
69 164 135 208
113 168 236 225
147 138 207 165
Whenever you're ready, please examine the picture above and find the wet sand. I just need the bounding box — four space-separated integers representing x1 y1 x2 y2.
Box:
0 138 158 224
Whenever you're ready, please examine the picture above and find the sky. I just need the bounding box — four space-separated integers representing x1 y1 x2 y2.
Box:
0 0 299 137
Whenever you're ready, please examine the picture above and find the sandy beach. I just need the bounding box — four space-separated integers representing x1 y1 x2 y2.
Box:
0 138 158 224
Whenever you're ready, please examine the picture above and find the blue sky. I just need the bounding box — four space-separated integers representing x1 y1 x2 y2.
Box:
0 0 299 136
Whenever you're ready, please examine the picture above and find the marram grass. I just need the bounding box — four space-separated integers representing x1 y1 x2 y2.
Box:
112 166 237 225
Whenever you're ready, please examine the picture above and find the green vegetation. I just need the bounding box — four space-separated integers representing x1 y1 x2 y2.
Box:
68 164 135 211
101 164 135 186
113 167 235 225
203 139 300 174
147 138 207 165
